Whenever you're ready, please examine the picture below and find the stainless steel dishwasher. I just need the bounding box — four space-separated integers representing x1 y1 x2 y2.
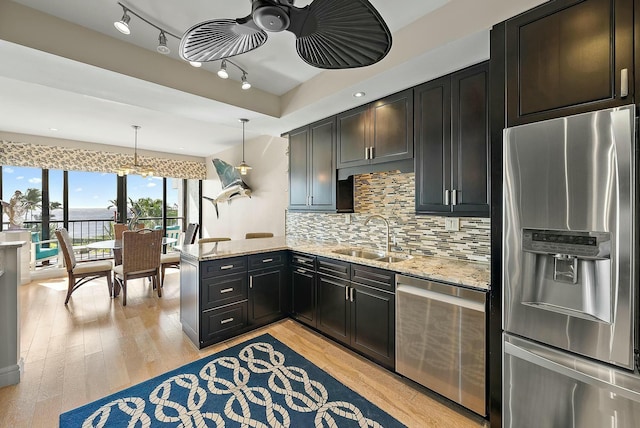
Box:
396 274 486 416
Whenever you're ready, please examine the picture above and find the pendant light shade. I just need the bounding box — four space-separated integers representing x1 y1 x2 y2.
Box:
235 119 252 175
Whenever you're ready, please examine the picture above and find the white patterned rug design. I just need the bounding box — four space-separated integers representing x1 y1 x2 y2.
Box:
60 334 405 427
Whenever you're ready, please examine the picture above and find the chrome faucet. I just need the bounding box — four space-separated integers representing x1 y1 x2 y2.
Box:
364 214 391 254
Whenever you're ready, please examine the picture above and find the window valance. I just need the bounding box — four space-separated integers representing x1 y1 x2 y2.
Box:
0 140 206 180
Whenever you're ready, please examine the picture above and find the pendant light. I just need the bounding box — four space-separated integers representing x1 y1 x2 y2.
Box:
116 125 154 177
235 119 252 175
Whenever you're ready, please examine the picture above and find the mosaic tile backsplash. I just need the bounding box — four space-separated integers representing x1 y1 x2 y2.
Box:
285 171 490 263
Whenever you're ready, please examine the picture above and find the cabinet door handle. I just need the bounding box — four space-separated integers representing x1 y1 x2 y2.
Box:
350 287 354 302
364 147 369 159
621 68 629 98
444 189 451 205
249 275 253 289
220 288 234 294
220 264 234 270
309 195 313 205
262 258 273 263
369 146 374 159
345 285 350 301
220 317 234 325
452 189 458 206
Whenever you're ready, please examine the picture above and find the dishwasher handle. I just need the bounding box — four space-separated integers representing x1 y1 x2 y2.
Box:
397 283 485 313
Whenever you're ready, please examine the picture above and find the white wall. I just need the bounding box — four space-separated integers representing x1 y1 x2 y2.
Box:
202 135 288 240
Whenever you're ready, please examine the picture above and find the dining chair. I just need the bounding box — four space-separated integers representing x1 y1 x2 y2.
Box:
198 237 231 244
55 227 113 305
113 229 163 306
245 232 274 239
114 222 144 239
113 223 128 239
160 223 200 286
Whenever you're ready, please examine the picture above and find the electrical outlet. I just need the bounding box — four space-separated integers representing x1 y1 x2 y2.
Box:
445 218 460 232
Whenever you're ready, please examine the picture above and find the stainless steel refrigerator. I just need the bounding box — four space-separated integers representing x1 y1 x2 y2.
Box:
502 105 640 427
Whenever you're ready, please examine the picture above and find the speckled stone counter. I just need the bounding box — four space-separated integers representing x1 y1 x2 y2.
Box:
179 237 490 290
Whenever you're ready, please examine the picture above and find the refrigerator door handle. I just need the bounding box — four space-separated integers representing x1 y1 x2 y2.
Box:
505 339 640 403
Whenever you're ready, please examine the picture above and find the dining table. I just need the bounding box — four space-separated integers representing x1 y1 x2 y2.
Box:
86 237 178 297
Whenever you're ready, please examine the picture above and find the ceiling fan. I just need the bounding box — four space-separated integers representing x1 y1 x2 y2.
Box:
179 0 392 69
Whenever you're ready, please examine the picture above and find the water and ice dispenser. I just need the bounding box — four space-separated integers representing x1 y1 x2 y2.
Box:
520 229 612 324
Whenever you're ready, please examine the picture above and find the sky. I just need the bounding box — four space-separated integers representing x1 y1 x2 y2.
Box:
2 166 173 209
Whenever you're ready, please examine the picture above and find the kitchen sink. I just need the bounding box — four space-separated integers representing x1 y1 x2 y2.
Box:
332 248 412 263
375 255 412 263
332 248 385 259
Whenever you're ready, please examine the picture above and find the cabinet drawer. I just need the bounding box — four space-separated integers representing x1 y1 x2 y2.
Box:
317 256 350 279
351 264 395 292
248 251 286 270
201 256 247 278
201 302 248 344
291 253 316 269
202 273 247 310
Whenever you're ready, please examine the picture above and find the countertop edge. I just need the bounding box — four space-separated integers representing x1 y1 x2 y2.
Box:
179 238 490 291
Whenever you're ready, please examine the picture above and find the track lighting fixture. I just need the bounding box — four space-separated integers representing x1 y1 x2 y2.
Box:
157 31 170 54
217 61 229 79
214 60 251 90
111 1 251 86
114 6 131 35
241 73 251 90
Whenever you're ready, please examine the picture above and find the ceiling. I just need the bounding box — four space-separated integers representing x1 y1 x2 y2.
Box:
0 0 547 158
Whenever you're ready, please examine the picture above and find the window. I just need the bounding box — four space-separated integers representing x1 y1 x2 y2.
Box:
66 171 118 243
126 175 164 229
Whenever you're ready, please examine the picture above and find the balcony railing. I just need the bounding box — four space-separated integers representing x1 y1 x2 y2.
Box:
2 217 184 266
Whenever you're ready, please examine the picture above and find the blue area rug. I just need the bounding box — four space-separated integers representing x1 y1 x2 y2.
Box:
60 333 405 427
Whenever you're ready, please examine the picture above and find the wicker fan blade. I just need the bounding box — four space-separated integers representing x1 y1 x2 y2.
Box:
288 0 392 69
179 16 267 62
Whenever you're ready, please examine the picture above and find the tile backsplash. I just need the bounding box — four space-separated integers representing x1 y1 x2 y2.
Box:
285 171 490 263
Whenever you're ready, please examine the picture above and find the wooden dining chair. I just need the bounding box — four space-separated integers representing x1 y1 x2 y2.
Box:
245 232 273 239
160 223 200 286
198 237 231 244
113 229 163 306
55 227 113 305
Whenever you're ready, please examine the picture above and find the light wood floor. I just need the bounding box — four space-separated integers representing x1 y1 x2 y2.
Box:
0 269 488 428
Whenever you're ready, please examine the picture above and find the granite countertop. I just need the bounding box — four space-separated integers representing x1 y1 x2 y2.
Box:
179 236 490 291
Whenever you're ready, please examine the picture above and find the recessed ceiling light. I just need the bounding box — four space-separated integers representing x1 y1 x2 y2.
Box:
353 92 366 98
189 61 202 68
49 127 58 131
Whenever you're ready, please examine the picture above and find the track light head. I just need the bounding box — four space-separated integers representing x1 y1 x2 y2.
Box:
157 31 170 54
114 9 131 35
241 73 251 90
217 61 229 79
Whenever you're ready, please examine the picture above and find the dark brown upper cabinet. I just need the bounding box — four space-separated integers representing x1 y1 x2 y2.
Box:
289 116 353 212
506 0 633 126
337 89 414 169
288 117 337 211
415 62 489 217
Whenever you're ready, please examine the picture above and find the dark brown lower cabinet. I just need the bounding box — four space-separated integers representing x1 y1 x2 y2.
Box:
180 252 287 349
317 274 350 344
290 253 317 328
316 259 395 370
248 265 286 326
349 282 395 370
